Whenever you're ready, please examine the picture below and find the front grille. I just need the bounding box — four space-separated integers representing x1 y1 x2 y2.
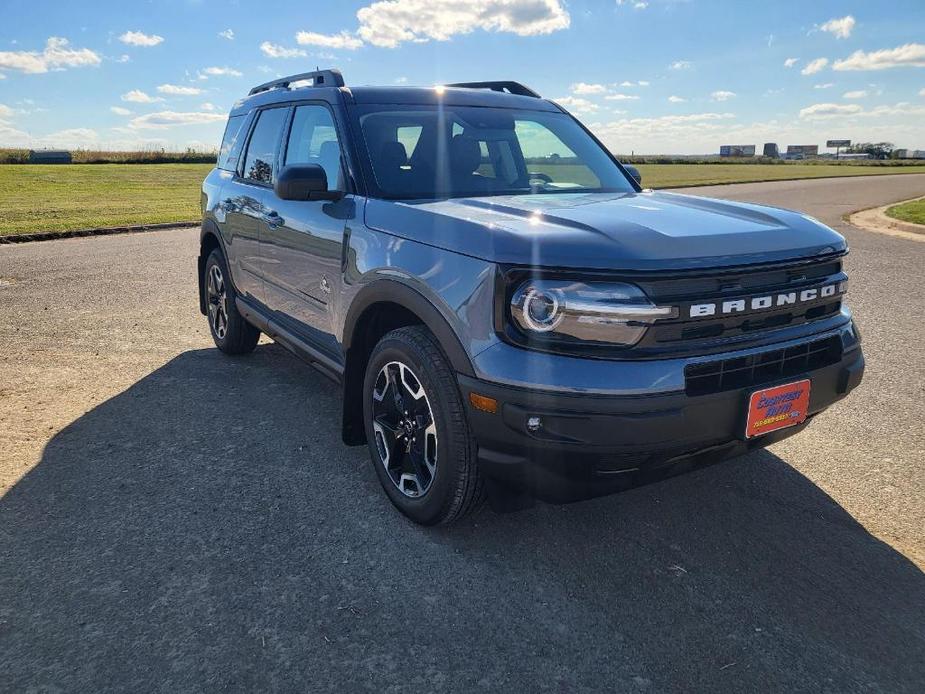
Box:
633 256 847 354
684 335 842 396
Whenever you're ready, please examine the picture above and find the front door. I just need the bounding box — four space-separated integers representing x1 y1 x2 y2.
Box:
260 103 351 358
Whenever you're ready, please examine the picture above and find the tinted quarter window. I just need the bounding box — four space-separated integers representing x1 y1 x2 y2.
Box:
217 114 246 171
285 105 344 190
242 107 288 185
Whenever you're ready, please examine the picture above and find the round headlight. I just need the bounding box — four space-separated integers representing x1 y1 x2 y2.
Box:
522 287 562 332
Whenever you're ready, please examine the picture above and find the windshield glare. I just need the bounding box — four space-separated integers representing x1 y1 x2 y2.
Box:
356 105 636 200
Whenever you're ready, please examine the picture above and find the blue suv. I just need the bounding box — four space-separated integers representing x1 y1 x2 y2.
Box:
199 69 864 524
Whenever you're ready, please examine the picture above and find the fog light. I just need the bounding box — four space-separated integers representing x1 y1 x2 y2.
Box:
527 416 542 432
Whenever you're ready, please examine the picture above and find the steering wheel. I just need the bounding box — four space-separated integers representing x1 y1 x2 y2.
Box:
528 171 554 184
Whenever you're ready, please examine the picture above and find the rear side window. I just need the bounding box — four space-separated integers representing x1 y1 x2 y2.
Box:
242 107 289 185
217 114 246 171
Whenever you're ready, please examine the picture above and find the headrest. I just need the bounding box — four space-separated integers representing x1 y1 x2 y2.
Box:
318 140 340 162
450 135 481 174
379 141 408 171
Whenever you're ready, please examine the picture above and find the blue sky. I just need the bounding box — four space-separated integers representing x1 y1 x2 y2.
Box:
1 0 923 154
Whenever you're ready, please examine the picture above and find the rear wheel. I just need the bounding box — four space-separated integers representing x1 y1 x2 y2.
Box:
204 248 260 355
363 326 484 525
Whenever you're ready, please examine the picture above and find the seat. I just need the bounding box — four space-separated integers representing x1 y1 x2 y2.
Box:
449 135 489 192
376 141 409 192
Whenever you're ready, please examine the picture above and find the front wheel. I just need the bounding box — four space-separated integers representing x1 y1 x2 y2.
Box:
362 326 484 525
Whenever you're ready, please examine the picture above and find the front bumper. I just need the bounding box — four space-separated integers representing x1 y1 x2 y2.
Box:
459 326 864 502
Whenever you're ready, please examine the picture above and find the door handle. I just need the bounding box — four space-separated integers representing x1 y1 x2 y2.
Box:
263 210 284 228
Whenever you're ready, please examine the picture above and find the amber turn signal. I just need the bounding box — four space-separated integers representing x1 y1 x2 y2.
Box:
468 392 498 414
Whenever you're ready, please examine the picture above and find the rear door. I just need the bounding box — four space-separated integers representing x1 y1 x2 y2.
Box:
260 102 352 355
221 105 290 304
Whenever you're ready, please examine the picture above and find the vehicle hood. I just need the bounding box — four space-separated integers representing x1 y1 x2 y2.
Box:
363 191 847 271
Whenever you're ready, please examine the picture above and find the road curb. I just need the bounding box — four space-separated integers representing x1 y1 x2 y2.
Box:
848 195 925 243
0 221 200 245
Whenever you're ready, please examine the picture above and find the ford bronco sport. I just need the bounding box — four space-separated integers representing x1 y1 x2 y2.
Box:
199 69 864 525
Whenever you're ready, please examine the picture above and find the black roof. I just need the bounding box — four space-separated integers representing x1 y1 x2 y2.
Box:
230 69 559 116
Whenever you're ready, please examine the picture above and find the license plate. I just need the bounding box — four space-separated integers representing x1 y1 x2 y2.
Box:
745 379 811 439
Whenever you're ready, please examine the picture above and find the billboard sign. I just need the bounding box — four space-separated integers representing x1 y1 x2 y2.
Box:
787 145 819 156
827 139 851 148
720 145 756 157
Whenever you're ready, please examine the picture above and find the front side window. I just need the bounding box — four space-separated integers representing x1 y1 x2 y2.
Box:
284 104 344 189
242 107 288 185
357 105 635 200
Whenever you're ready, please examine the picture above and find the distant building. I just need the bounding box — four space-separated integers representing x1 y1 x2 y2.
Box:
763 143 780 158
895 149 925 160
28 149 72 164
786 145 819 157
720 145 756 157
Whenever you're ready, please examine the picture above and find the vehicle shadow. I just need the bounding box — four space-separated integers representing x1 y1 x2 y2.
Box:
1 346 922 693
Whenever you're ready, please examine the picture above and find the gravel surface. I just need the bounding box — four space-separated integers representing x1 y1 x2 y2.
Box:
1 174 923 693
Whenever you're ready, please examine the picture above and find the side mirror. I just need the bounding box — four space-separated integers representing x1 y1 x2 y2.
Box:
275 164 343 201
623 164 642 185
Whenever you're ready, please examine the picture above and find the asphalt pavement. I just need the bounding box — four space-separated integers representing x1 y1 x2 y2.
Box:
1 174 923 693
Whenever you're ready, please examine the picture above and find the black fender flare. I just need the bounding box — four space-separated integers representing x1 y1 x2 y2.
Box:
340 279 476 445
197 219 228 315
342 278 475 377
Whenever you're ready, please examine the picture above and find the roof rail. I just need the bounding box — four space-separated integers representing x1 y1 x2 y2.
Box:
248 68 345 96
445 81 541 98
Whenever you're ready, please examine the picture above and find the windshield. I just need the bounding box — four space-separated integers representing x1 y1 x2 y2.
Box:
355 105 636 200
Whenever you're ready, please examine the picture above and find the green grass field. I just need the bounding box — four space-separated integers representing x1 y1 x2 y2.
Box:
885 197 925 226
0 164 211 236
2 162 925 236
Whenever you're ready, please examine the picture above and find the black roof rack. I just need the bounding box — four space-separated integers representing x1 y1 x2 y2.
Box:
248 68 345 96
445 81 541 98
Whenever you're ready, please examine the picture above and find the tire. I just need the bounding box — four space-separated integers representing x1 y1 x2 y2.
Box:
362 326 485 525
204 248 260 355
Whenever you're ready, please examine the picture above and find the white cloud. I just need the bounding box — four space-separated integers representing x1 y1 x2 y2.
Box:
920 88 925 97
571 82 606 95
616 0 647 7
37 127 99 147
814 83 834 89
110 106 132 116
843 90 868 99
218 29 235 41
355 0 570 48
667 96 686 103
605 93 640 101
0 37 101 74
0 103 13 118
200 102 218 111
260 41 307 58
121 89 162 104
618 80 648 87
784 57 799 68
669 60 691 70
199 66 243 78
157 84 204 96
799 102 863 119
553 96 597 114
0 73 5 79
295 30 363 50
833 43 925 71
711 90 736 101
118 31 164 47
801 57 829 75
820 16 855 40
128 110 228 129
637 80 650 87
